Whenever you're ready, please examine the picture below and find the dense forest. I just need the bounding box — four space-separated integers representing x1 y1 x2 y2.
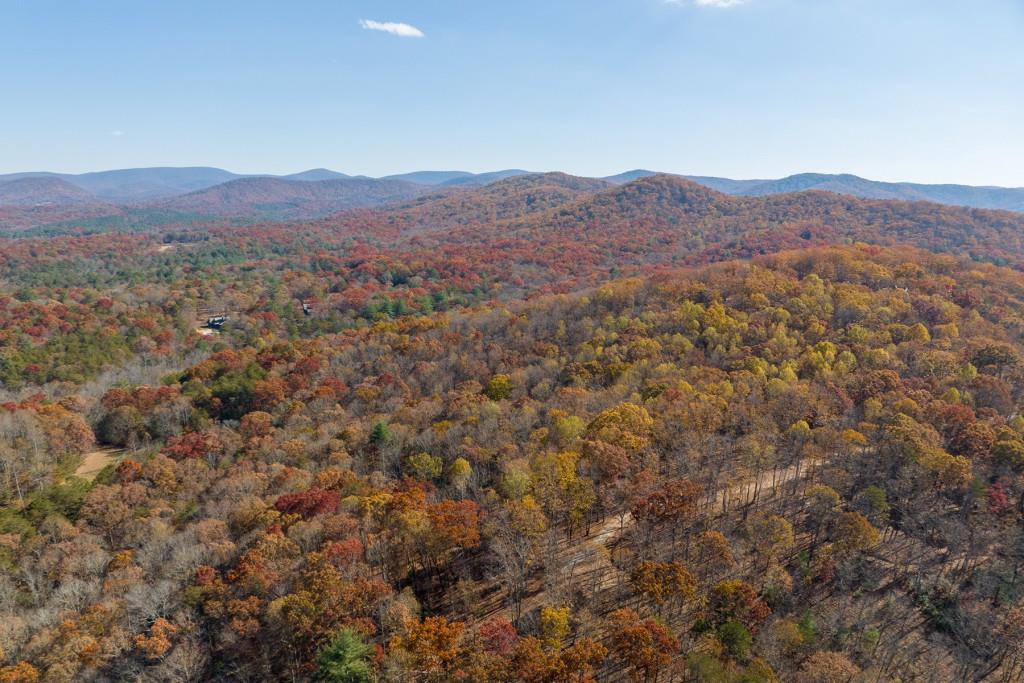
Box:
3 175 1024 681
3 175 1024 390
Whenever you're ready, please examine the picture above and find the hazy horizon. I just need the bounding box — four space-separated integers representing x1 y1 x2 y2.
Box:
4 165 1024 190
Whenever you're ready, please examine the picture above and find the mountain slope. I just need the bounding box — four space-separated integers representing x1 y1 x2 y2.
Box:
384 170 475 185
440 169 533 187
0 177 100 206
2 165 1019 212
382 170 535 186
339 174 1024 289
531 175 1024 260
682 174 769 194
70 166 245 201
686 172 1024 212
158 176 434 219
0 167 355 203
373 172 612 231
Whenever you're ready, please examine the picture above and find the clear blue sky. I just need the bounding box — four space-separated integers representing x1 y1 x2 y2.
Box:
2 0 1022 185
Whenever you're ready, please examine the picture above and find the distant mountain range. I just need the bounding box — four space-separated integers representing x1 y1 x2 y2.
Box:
691 172 1024 212
1 166 1022 231
0 167 243 202
608 170 1024 212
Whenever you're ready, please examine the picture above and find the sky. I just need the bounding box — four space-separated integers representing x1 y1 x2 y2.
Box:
2 0 1023 186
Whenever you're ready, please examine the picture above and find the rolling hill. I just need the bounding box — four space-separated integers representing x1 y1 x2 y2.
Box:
2 165 1021 215
376 172 613 230
383 170 476 185
439 169 534 187
156 176 435 219
0 167 242 201
0 176 100 206
569 170 1024 212
384 169 534 186
314 174 1024 292
3 165 1024 233
0 177 120 230
510 174 1024 266
600 170 1024 211
0 167 357 203
686 172 1024 211
68 166 244 201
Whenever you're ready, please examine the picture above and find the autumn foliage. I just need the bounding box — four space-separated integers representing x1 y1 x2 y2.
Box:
4 174 1024 680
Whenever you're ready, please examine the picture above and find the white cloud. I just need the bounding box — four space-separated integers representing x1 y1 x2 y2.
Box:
359 19 424 38
111 130 125 136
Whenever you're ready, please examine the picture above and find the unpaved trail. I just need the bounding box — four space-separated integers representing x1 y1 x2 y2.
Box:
591 512 633 546
74 448 122 481
581 461 809 552
452 457 827 626
511 458 820 621
711 460 808 513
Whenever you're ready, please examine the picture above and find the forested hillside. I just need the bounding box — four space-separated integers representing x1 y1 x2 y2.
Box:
4 173 1024 682
3 242 1024 681
154 177 435 221
3 175 1024 393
